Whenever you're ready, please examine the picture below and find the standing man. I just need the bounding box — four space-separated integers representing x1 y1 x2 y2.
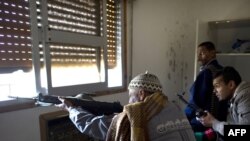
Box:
199 66 250 135
57 72 196 141
185 41 228 132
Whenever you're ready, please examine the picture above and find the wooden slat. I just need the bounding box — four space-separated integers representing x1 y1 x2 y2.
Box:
0 21 30 30
0 37 31 44
50 49 96 54
0 4 30 16
48 0 97 16
51 62 97 65
0 45 31 51
0 28 30 37
0 60 32 68
48 23 97 35
51 55 96 60
0 14 30 24
48 13 97 28
47 7 97 22
0 52 31 58
1 0 29 7
48 17 98 33
0 26 31 37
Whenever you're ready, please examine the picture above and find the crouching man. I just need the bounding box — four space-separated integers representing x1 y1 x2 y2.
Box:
198 66 250 136
56 72 196 141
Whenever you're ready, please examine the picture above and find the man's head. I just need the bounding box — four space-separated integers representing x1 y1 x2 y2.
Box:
197 41 216 66
128 72 162 103
213 66 242 101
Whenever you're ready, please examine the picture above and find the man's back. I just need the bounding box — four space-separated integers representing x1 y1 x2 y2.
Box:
148 101 196 141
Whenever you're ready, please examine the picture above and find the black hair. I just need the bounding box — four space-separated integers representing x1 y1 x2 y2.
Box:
198 41 216 51
214 66 242 86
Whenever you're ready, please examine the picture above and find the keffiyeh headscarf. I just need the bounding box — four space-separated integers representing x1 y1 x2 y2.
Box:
106 92 168 141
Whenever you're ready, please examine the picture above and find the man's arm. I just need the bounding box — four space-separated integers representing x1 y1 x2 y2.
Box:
68 107 114 140
237 95 250 125
56 97 115 140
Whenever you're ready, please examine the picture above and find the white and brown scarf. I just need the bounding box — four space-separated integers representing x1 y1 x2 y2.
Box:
106 92 168 141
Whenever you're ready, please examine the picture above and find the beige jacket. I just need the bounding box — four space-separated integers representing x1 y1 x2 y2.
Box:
212 81 250 135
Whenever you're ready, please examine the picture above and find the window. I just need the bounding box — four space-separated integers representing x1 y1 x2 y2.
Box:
0 0 127 104
0 0 36 100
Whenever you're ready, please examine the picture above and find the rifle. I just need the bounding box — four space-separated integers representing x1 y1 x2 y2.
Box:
38 93 123 116
177 92 207 118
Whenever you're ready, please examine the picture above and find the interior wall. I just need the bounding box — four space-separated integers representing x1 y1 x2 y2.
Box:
0 106 59 141
1 0 250 141
132 0 250 102
132 0 197 100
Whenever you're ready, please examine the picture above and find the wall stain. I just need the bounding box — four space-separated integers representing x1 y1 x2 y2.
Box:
164 23 191 92
168 73 171 80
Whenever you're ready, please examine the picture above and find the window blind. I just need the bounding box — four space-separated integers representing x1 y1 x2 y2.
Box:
0 0 32 72
106 0 118 68
37 0 118 68
0 0 120 73
46 0 101 36
49 43 99 66
35 0 102 68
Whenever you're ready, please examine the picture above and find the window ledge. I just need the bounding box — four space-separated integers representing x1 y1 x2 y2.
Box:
0 87 127 113
0 98 36 113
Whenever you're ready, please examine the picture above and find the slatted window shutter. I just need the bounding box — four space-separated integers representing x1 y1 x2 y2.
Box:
0 0 32 72
38 0 118 68
0 0 120 72
36 0 102 68
0 0 125 99
106 0 119 69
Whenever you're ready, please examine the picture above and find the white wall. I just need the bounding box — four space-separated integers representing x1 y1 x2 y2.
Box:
132 0 197 100
131 0 250 101
1 0 250 141
0 106 59 141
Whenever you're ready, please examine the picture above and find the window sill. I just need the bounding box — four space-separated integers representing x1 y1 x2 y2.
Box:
0 87 127 113
0 98 36 113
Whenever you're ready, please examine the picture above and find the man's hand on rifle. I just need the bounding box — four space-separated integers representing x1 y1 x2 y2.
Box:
55 97 74 111
197 111 216 127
